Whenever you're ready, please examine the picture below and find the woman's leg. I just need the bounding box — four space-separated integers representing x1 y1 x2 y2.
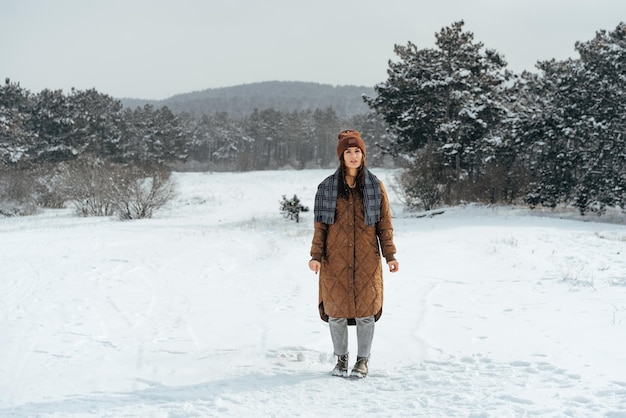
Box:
328 316 349 376
328 316 348 355
355 315 375 359
350 316 374 378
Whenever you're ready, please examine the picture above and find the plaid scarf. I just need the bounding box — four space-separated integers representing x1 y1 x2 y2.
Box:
314 168 382 226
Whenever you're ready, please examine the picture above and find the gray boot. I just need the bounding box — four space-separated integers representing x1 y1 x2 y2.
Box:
331 354 349 377
350 357 369 378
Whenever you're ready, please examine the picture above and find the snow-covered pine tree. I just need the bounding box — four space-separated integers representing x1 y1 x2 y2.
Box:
364 21 513 204
244 108 286 169
514 22 626 213
30 88 95 164
191 111 252 170
119 104 187 165
67 88 124 160
570 22 626 213
512 60 581 208
0 79 35 164
150 106 188 164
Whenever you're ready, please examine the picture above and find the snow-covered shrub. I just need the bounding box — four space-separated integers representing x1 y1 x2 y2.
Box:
0 199 37 217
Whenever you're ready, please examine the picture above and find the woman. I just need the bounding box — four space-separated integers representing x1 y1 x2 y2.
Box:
308 129 399 378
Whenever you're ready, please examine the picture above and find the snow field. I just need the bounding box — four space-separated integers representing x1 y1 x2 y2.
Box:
1 169 626 417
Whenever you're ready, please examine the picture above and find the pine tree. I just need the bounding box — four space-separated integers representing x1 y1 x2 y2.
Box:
279 194 309 223
515 22 626 213
67 88 124 160
571 22 626 212
365 21 513 205
119 104 187 165
0 79 35 164
29 88 80 163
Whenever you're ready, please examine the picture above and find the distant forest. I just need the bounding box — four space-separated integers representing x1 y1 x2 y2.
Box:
0 80 387 172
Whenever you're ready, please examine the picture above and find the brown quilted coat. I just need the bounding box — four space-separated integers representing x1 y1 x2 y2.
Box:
310 181 396 323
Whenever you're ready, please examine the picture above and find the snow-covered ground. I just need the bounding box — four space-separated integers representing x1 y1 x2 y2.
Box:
1 169 626 417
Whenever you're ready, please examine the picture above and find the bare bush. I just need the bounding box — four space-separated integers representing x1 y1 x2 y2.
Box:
0 165 38 216
60 159 175 219
398 151 447 211
32 164 70 209
60 159 117 216
112 165 175 220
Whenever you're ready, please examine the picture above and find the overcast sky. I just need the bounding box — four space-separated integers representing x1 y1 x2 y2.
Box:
2 0 625 100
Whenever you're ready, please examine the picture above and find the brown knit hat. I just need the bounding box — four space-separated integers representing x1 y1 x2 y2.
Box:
336 129 366 160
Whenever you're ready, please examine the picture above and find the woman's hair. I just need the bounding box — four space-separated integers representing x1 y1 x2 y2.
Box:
337 153 366 199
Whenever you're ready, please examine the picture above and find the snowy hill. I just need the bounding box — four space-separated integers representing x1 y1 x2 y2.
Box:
1 169 626 417
119 81 376 119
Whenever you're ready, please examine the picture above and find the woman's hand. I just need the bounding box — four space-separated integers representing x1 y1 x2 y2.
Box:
387 260 399 273
309 260 321 274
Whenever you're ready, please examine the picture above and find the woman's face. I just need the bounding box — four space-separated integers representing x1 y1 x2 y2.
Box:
343 146 363 170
